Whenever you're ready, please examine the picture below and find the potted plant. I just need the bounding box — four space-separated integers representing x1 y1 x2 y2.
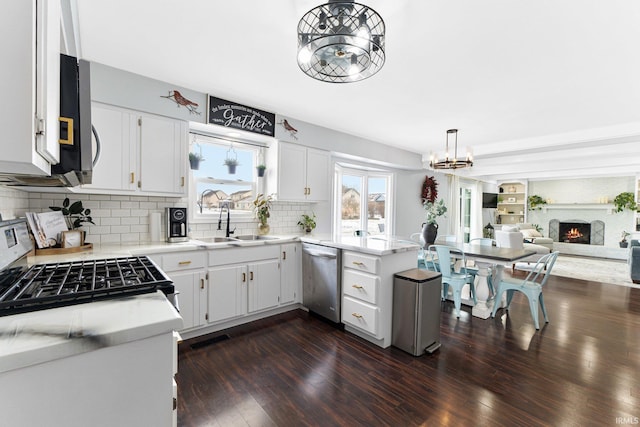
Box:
297 213 317 233
621 231 631 248
224 158 239 174
253 193 273 235
49 197 95 230
528 195 547 210
422 199 447 244
613 192 637 213
189 152 204 170
256 164 267 177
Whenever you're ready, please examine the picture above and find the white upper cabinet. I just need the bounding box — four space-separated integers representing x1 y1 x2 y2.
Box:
266 141 330 202
82 103 187 196
0 0 60 175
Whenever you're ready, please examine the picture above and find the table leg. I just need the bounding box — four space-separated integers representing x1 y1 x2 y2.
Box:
472 262 495 319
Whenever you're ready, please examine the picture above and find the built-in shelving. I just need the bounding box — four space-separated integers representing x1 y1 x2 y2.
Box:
497 181 527 225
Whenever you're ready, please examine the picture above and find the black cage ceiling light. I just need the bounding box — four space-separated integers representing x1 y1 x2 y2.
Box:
297 0 385 83
429 129 474 170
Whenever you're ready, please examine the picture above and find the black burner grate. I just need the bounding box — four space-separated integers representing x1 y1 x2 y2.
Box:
0 256 173 316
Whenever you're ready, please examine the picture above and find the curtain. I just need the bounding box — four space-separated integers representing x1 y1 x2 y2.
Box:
446 174 460 238
471 180 483 240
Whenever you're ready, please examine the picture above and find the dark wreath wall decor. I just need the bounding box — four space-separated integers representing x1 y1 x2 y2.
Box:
421 176 438 204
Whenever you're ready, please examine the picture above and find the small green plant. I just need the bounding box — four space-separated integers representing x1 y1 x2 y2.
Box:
49 197 95 229
533 224 544 233
257 164 266 171
223 158 239 166
297 213 317 232
528 195 547 210
189 152 204 162
423 199 447 225
613 192 637 213
253 193 273 225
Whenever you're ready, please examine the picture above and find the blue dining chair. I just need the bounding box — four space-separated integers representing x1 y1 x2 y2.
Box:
429 245 477 318
491 251 559 329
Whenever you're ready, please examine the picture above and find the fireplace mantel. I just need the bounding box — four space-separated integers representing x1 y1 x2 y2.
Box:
542 203 614 214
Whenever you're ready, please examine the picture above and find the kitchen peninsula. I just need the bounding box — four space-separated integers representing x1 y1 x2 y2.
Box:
301 235 420 348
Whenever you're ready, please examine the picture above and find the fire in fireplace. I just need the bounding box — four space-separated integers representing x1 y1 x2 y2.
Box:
559 221 590 244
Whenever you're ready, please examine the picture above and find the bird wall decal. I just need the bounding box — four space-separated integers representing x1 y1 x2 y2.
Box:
161 90 201 115
278 119 298 140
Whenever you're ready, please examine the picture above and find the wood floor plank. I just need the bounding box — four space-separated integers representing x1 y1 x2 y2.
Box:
176 272 640 426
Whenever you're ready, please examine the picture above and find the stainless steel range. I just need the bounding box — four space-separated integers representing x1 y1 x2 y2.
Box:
0 218 176 317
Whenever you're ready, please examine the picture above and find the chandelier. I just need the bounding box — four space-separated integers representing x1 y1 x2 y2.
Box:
297 0 385 83
429 129 473 170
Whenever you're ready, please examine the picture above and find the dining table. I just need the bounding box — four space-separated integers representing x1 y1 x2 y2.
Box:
440 242 535 319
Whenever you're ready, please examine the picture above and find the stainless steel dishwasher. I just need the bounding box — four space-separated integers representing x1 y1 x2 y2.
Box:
302 243 342 323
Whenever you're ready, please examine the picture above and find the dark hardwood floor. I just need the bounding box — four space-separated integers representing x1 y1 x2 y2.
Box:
176 271 640 426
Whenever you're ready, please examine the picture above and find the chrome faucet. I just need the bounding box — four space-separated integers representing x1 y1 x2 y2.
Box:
218 201 236 238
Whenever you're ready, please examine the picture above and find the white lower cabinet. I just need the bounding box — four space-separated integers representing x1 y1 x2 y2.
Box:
280 243 302 304
208 264 247 323
148 243 302 338
148 251 207 331
207 245 283 325
341 249 418 348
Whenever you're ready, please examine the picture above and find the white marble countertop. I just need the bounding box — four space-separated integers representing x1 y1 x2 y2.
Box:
28 234 301 265
0 291 183 374
300 234 419 256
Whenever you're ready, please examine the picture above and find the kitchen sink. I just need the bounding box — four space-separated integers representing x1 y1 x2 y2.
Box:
234 235 278 241
194 236 238 243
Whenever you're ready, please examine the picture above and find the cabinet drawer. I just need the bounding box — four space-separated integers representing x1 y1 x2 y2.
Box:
343 251 380 274
342 296 379 336
163 252 206 271
343 269 379 304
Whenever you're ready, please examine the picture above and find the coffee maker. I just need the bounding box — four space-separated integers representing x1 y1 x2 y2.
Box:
166 207 188 242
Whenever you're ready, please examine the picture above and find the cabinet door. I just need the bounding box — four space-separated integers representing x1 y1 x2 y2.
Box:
248 259 281 312
305 148 330 202
280 243 301 304
139 114 186 195
277 142 307 201
85 104 137 191
1 0 59 175
169 270 205 330
208 265 246 323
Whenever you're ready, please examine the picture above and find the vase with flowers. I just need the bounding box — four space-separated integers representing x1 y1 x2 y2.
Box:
422 199 447 245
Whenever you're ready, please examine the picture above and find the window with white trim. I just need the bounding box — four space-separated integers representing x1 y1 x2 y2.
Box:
335 164 393 237
189 134 262 221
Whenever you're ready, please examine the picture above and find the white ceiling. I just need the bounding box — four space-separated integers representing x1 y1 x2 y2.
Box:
74 0 640 182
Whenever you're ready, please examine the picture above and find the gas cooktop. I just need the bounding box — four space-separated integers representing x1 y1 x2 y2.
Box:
0 256 174 317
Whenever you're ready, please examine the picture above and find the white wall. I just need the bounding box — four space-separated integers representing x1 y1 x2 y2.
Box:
395 171 450 239
527 177 635 247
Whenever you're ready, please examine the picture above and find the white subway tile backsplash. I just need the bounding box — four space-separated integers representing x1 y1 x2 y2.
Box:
0 189 308 243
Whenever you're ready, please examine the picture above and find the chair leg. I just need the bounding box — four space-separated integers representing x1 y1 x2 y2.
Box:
453 288 462 318
442 283 449 301
491 289 502 318
527 294 540 329
505 290 515 309
539 292 549 324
